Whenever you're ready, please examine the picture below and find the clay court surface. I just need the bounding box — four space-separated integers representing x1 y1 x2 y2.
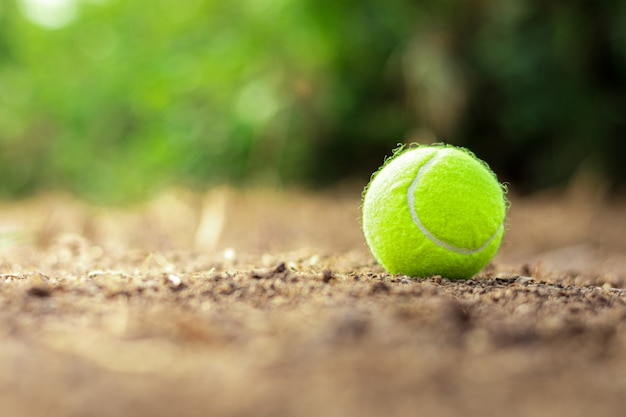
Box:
1 183 626 417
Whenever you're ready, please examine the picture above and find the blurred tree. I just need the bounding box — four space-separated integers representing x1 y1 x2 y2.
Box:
0 0 624 201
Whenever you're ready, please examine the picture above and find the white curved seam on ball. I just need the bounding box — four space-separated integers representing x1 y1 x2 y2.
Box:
407 151 503 255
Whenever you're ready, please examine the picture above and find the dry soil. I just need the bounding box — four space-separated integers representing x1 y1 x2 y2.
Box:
0 183 625 417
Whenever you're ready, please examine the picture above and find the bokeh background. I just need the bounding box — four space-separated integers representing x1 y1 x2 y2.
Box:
1 0 625 202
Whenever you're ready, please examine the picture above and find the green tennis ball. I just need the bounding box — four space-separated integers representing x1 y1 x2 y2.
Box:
362 144 507 279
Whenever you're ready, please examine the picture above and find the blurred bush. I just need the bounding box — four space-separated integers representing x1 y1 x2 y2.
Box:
0 0 625 201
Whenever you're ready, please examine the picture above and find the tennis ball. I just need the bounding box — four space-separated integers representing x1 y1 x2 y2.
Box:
362 144 507 279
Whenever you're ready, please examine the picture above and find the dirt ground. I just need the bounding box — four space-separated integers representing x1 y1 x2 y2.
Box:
1 180 625 417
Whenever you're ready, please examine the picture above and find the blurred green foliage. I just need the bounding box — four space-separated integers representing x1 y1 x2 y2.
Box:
0 0 625 202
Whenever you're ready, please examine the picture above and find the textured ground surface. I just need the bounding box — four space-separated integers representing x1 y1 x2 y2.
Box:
1 183 625 417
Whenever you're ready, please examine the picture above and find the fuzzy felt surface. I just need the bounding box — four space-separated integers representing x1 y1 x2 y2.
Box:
362 144 507 279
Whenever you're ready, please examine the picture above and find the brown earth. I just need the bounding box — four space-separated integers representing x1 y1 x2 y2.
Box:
1 181 625 417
